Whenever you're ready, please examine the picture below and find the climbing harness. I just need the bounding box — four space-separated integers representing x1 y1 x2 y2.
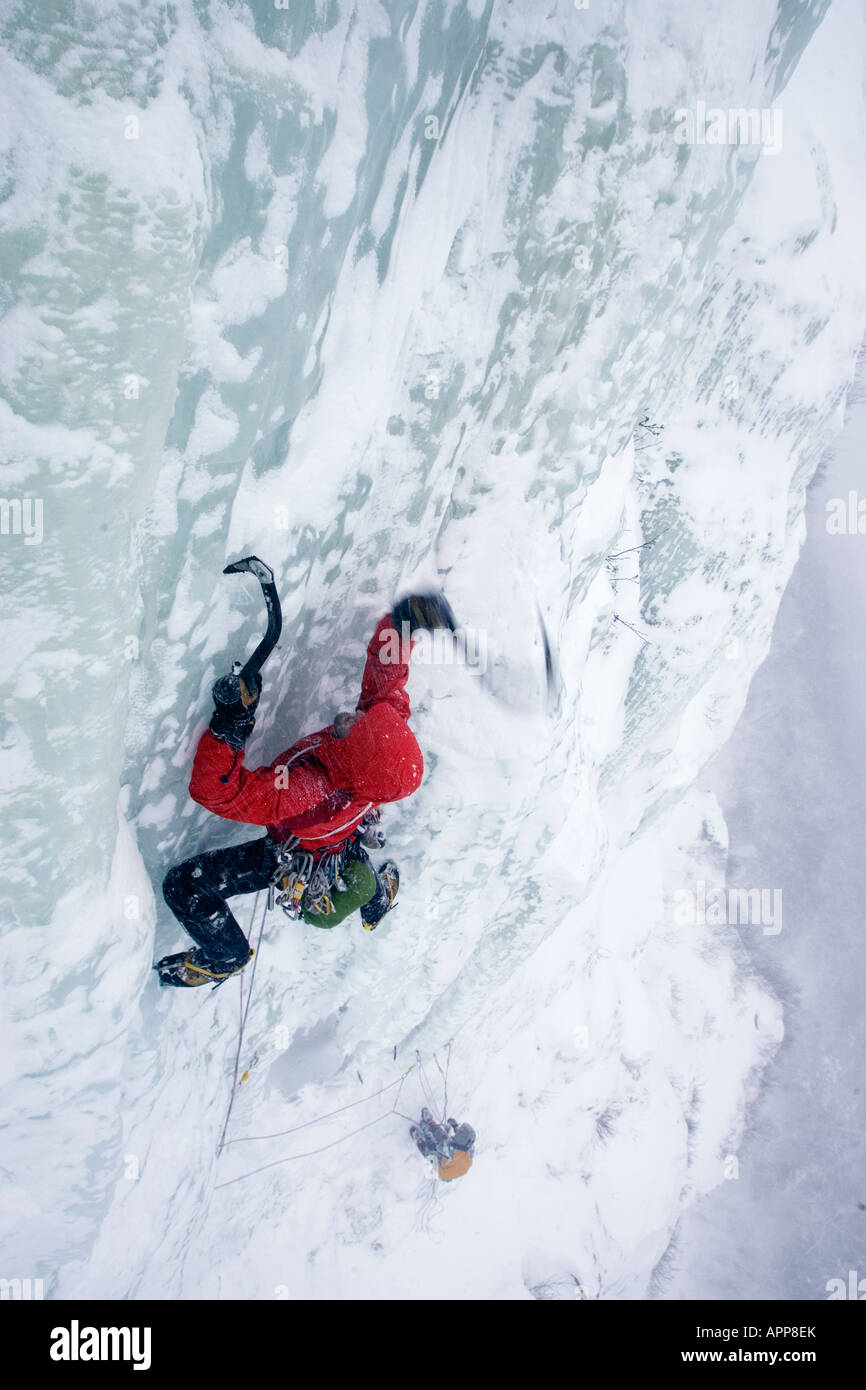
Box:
267 837 346 919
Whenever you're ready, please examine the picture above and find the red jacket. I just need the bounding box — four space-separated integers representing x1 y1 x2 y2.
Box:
189 615 423 851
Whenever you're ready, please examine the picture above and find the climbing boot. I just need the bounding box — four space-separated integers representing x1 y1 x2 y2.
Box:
155 946 253 988
361 861 399 930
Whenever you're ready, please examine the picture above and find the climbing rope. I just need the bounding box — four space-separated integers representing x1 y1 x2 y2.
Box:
214 1070 412 1190
414 1176 445 1239
216 890 268 1156
210 890 465 1183
213 1037 461 1190
212 903 456 1165
415 1049 439 1114
434 1040 453 1123
222 1072 411 1146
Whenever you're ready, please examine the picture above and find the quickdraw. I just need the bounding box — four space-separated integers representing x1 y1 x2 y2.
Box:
267 810 384 920
270 845 350 919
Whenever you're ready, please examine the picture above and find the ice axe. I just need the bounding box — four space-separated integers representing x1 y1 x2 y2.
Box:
220 555 283 707
476 601 561 715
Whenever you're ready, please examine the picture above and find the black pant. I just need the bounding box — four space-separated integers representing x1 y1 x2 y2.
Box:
162 835 387 971
162 836 279 971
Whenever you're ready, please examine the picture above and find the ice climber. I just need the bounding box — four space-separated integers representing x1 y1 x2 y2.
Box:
155 593 455 988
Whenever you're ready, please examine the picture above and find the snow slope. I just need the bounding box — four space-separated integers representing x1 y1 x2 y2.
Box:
664 340 866 1302
1 0 865 1299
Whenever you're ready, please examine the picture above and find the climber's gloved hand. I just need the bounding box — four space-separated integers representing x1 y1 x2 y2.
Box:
209 672 259 750
391 590 457 635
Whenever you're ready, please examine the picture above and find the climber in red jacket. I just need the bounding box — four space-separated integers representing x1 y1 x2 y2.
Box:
155 593 455 988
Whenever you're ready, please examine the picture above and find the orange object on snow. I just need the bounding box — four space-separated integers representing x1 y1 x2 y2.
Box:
437 1148 473 1181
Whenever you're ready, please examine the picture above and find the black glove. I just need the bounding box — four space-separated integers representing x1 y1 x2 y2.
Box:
391 590 457 634
209 672 258 751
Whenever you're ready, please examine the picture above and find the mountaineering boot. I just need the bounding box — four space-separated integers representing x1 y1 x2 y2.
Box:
361 860 399 930
154 946 253 988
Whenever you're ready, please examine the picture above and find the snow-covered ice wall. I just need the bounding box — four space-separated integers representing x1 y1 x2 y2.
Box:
1 0 865 1299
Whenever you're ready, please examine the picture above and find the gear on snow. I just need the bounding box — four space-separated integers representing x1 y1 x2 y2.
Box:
410 1107 477 1181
